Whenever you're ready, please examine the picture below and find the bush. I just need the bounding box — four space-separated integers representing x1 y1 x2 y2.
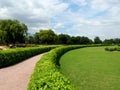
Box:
105 47 120 52
0 46 57 68
105 47 109 51
28 45 86 90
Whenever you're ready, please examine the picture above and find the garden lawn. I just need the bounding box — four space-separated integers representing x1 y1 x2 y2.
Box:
60 47 120 90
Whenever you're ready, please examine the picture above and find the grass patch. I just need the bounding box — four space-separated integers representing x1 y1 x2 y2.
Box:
60 47 120 90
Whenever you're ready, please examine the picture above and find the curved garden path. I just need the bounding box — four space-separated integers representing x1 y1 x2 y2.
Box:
0 54 44 90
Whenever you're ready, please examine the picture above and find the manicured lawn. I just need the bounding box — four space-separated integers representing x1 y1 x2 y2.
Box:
60 47 120 90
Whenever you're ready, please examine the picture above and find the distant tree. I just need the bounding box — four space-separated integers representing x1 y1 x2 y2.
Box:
0 30 6 44
69 36 81 44
58 34 71 44
113 38 120 45
57 34 93 45
34 29 57 44
25 35 35 44
34 32 41 44
103 39 114 45
94 36 102 44
80 36 92 44
0 19 28 45
89 39 94 44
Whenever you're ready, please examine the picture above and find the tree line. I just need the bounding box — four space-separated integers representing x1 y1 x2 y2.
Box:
0 19 120 45
26 29 120 45
26 30 93 44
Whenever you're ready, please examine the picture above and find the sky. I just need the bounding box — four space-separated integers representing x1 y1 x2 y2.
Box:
0 0 120 40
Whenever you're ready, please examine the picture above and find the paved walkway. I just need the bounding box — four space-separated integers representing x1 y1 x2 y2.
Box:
0 54 43 90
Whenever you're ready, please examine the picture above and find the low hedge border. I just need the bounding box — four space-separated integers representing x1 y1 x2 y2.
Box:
28 45 86 90
0 46 57 68
105 47 120 52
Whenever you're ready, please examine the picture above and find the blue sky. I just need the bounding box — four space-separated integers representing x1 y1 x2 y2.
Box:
0 0 120 40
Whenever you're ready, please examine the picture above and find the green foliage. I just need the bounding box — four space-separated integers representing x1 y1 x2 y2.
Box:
28 45 85 90
34 30 58 44
58 34 71 44
80 36 93 44
0 19 28 44
25 35 36 44
103 39 114 45
0 46 56 68
33 30 93 45
105 47 120 51
94 36 102 44
58 34 93 45
0 30 6 44
103 38 120 45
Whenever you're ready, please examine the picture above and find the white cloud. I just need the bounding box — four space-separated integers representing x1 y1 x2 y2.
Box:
91 0 109 11
0 0 69 33
53 23 65 29
75 18 102 26
91 0 120 11
0 7 10 18
71 0 87 6
0 0 120 40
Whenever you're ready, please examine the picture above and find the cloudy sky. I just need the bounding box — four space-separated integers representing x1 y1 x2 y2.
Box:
0 0 120 40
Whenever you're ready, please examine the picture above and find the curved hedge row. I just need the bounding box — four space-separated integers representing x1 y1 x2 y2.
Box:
28 45 86 90
0 46 56 68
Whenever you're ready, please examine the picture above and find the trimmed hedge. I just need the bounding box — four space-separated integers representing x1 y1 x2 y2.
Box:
0 46 56 68
28 45 86 90
105 47 120 52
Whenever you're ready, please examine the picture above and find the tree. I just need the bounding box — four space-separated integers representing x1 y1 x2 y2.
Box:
80 36 92 44
94 36 102 44
0 30 6 44
103 39 113 45
113 38 120 45
58 34 71 44
25 35 35 44
69 36 81 44
0 19 28 45
57 34 92 45
34 29 57 44
103 38 120 45
34 32 41 44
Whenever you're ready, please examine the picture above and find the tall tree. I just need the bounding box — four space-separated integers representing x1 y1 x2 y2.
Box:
25 35 35 44
103 39 114 45
58 34 71 44
0 19 28 44
80 36 92 44
34 29 57 44
94 36 102 44
69 36 81 44
0 30 6 44
113 38 120 45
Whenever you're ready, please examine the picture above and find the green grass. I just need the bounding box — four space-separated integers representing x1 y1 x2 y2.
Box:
60 47 120 90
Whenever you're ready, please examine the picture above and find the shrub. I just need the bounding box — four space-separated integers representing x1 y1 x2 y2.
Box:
0 46 57 68
28 45 86 90
105 47 109 51
105 47 120 52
